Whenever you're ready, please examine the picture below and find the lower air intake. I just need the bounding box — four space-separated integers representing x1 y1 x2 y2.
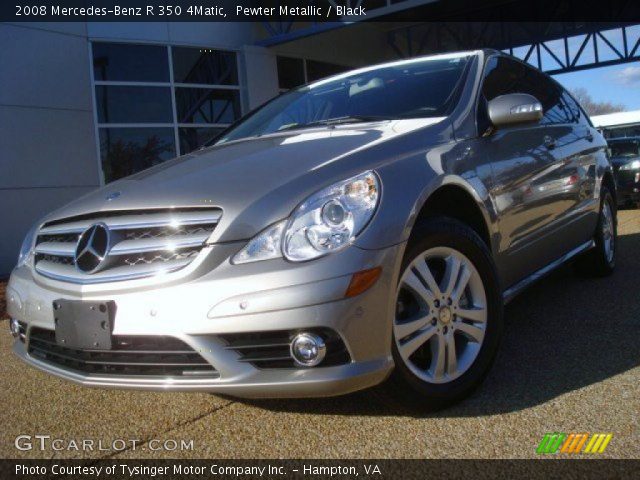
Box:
27 328 218 378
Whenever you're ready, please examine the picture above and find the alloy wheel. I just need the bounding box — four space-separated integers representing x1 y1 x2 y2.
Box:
394 247 487 384
602 201 615 263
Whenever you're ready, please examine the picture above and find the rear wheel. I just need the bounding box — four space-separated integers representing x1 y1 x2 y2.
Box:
575 186 616 277
384 217 503 410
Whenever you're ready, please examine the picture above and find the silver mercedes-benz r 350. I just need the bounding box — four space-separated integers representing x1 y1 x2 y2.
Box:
7 49 616 408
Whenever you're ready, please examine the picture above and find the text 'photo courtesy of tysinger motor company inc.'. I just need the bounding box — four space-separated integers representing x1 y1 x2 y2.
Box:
0 0 639 478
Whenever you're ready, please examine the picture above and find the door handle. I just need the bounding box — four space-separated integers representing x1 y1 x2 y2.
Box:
543 135 556 150
585 130 594 142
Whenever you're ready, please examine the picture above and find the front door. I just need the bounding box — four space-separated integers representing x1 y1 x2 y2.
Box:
478 55 592 288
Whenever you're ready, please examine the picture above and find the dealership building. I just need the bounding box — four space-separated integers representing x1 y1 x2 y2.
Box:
1 7 639 275
0 21 364 276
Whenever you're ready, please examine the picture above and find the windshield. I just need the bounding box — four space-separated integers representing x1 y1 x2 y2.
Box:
215 54 472 144
609 140 640 158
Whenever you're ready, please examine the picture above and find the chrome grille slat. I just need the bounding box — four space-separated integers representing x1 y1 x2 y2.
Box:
34 242 76 257
33 208 221 284
39 210 222 235
109 232 210 255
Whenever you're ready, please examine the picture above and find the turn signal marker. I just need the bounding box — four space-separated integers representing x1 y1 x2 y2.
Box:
344 267 382 298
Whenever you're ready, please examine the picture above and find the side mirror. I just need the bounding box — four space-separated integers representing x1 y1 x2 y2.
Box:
487 93 543 128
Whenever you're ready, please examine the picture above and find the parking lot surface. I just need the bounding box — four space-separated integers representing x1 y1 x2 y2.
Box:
1 210 639 459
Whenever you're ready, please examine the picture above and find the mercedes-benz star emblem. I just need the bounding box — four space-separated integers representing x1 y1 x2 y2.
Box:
74 223 111 274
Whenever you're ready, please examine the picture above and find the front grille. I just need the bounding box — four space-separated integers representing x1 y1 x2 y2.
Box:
219 329 351 369
39 254 74 266
28 328 218 378
33 208 221 283
123 224 215 240
122 249 199 266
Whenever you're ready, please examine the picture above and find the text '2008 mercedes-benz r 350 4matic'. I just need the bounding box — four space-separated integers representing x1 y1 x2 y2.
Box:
7 50 617 409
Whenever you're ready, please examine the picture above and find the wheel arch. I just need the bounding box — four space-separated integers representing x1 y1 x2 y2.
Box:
410 178 496 252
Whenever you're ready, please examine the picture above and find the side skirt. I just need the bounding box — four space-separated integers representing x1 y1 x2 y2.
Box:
502 239 595 304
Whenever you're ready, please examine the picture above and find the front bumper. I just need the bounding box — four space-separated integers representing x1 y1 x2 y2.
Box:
12 340 390 397
6 242 401 398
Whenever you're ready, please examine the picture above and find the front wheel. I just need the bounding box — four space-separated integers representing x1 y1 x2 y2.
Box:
383 217 503 410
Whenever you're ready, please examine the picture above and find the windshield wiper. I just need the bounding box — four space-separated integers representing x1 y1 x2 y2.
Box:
278 115 393 132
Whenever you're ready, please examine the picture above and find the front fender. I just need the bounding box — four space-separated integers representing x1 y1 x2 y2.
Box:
355 141 498 253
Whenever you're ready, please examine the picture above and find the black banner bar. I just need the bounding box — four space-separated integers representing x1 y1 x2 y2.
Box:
1 459 639 480
3 0 640 23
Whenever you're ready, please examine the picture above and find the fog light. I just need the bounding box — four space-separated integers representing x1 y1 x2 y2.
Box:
290 333 326 367
9 318 20 338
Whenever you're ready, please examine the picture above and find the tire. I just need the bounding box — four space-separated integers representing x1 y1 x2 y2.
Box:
381 216 503 410
575 186 617 277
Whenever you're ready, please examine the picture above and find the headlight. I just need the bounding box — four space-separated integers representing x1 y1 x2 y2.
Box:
283 171 380 261
619 160 640 171
17 223 38 268
232 220 286 265
232 171 380 264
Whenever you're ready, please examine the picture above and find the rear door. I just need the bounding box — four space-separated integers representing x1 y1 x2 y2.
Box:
554 89 600 246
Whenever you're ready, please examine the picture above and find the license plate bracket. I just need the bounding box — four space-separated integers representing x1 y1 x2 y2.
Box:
53 300 115 350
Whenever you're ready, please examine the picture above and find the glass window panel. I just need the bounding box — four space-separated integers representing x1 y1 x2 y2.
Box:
179 127 225 154
93 42 169 82
218 56 471 144
481 56 570 125
306 60 349 82
175 88 241 124
562 91 589 126
277 56 305 89
99 128 176 183
96 86 173 124
172 47 238 85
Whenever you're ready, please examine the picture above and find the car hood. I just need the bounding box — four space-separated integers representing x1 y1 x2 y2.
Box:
44 118 448 242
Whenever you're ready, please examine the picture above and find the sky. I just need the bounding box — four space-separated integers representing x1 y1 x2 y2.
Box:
505 26 640 112
553 62 640 112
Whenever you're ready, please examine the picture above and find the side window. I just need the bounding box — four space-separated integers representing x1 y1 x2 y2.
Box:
480 56 570 127
537 84 568 125
481 56 526 101
521 68 568 126
479 56 526 134
561 91 590 126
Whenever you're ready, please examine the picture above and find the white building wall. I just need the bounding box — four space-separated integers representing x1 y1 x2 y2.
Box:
242 45 280 109
0 22 100 277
